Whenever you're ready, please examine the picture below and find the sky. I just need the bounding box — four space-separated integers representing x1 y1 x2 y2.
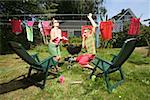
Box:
104 0 150 25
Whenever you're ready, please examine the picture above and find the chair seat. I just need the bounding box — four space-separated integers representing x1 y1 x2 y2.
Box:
92 57 113 71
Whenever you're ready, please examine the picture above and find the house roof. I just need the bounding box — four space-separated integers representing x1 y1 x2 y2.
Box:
111 8 136 21
143 19 150 22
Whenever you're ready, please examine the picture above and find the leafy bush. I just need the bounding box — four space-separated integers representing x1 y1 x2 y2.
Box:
68 36 82 46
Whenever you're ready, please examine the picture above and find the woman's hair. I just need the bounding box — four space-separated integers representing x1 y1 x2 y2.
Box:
51 18 55 25
51 18 60 28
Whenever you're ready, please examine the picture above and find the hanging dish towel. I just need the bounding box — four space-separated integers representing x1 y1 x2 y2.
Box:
100 20 113 41
128 17 140 35
10 19 22 34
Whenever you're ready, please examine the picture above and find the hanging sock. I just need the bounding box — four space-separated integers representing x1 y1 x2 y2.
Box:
128 17 140 36
10 19 22 34
100 20 113 41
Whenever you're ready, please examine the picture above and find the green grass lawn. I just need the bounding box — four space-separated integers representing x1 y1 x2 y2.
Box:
0 45 150 100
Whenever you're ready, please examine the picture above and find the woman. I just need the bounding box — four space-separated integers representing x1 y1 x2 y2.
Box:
48 18 62 70
76 13 98 70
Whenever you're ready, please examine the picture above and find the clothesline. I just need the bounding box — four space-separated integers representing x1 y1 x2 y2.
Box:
0 13 139 17
0 14 92 17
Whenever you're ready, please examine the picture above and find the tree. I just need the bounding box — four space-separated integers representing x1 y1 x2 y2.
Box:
94 0 107 20
139 24 150 57
55 0 95 14
0 0 58 14
0 0 58 54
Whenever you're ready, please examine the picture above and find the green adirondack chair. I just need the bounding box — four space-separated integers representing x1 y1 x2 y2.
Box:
90 38 137 93
8 41 58 89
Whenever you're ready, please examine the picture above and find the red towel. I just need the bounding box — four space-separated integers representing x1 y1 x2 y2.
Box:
10 19 22 33
100 21 113 41
128 18 140 35
76 54 95 65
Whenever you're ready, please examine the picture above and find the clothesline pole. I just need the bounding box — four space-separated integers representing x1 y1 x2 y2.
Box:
96 14 101 48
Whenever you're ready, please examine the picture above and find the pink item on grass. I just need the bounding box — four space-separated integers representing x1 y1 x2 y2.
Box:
59 76 64 84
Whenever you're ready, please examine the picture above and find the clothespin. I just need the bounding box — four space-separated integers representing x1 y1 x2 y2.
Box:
106 14 108 21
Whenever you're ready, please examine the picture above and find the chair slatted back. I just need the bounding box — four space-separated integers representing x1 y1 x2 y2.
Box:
9 41 40 67
111 38 137 68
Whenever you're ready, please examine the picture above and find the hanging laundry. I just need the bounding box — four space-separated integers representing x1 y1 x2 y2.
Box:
26 25 33 42
23 21 34 42
38 21 50 44
26 21 34 42
10 19 22 34
113 20 123 33
128 17 140 35
31 16 36 22
38 22 44 34
41 21 51 36
100 20 113 41
27 21 34 27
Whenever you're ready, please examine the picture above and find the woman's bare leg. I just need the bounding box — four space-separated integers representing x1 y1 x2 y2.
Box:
52 56 61 71
80 64 94 70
